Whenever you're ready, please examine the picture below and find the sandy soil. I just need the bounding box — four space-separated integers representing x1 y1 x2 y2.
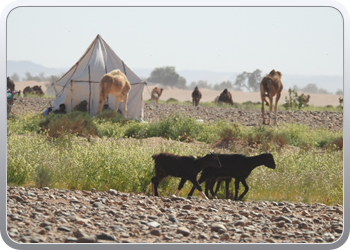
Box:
13 81 343 107
144 85 343 107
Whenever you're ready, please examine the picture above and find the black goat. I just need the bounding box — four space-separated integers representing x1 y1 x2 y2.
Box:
151 152 222 200
204 177 232 199
187 152 276 200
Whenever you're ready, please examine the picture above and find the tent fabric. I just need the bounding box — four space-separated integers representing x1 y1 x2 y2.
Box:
52 34 145 119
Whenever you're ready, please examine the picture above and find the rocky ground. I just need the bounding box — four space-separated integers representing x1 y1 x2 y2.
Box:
7 186 343 244
8 96 343 130
6 97 344 244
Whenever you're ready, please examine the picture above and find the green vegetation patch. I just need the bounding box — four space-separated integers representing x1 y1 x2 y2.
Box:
7 110 343 205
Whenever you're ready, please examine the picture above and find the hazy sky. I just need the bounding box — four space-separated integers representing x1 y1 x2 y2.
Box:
6 6 344 76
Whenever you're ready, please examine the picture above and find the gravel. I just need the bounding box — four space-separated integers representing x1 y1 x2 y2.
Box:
8 96 343 130
7 186 343 243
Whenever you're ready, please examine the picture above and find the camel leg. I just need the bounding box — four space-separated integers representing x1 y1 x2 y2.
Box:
261 97 266 125
114 95 122 114
268 96 274 125
97 92 109 113
274 92 281 125
122 92 129 117
97 98 106 113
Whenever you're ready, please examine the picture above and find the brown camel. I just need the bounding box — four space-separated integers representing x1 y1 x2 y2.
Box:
151 87 163 103
218 89 234 105
23 85 44 96
213 95 219 104
260 69 283 125
191 86 202 106
299 93 310 106
97 69 131 117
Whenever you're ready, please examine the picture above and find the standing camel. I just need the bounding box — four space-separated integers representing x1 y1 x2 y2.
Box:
151 87 163 103
191 86 202 106
97 69 131 117
260 69 283 125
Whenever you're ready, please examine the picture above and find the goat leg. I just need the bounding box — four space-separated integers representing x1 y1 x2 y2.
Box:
153 181 159 196
204 181 211 198
237 179 249 201
190 178 209 200
225 178 232 199
199 191 209 200
234 179 240 200
175 178 187 197
187 186 196 198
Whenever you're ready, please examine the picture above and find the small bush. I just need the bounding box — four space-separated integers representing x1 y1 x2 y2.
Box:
212 124 242 149
34 165 54 188
325 136 343 150
94 110 131 124
124 122 148 138
166 98 179 103
39 111 97 138
284 88 304 110
95 109 120 120
273 132 290 148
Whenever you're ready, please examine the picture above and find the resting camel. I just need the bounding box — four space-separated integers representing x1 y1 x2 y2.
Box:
218 89 234 105
299 93 310 106
23 85 44 96
151 87 163 103
191 86 202 106
97 69 131 117
213 95 219 104
260 69 283 125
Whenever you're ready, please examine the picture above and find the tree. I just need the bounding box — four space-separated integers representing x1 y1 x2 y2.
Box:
10 73 20 82
247 69 262 92
295 83 331 94
147 66 187 89
213 81 233 91
336 89 343 95
302 83 319 94
23 72 33 81
189 80 211 90
22 72 63 83
234 69 262 92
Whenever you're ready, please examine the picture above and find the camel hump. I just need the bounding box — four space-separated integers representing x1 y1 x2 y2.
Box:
269 69 276 76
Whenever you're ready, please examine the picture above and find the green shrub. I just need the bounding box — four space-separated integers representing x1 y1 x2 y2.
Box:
39 111 97 138
34 165 54 188
7 127 343 205
94 109 131 124
166 98 179 103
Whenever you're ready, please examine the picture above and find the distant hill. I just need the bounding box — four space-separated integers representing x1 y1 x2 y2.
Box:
7 60 68 80
7 61 343 94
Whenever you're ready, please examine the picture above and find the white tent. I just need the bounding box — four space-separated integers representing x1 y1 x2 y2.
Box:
52 34 145 119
